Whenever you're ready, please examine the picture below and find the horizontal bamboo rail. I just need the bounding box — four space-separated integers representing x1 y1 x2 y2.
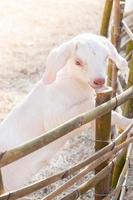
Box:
103 144 132 200
41 134 133 200
0 123 133 200
1 86 133 168
60 147 131 200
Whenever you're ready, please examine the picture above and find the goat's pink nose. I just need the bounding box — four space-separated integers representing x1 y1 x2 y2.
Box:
93 78 105 86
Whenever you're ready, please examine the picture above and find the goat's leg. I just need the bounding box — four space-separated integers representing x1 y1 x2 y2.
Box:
112 111 132 129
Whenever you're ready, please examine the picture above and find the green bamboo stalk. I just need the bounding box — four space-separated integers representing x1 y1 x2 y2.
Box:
108 1 126 95
1 86 133 168
100 0 113 37
112 47 133 189
123 54 133 118
126 41 133 56
111 0 121 96
95 87 112 200
0 123 132 200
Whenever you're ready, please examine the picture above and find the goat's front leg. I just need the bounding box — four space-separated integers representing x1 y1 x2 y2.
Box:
112 111 132 130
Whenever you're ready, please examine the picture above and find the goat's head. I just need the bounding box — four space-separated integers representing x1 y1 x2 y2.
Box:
43 34 128 89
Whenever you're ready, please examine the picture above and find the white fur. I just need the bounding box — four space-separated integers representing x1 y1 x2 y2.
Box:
0 33 130 191
125 0 133 14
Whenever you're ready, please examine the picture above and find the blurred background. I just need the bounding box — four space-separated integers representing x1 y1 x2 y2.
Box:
0 0 104 121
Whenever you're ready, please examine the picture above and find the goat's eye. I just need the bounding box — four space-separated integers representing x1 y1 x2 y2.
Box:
75 60 81 66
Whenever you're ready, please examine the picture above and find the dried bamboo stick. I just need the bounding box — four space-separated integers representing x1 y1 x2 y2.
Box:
102 146 132 200
60 149 128 200
42 134 133 200
119 171 128 200
0 123 133 200
95 88 112 200
102 186 121 200
122 20 133 41
100 0 113 37
1 86 133 168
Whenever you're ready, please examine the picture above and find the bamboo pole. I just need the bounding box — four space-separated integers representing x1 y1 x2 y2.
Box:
60 149 129 200
100 0 113 37
119 171 128 200
123 55 133 118
111 0 122 96
0 123 132 200
95 87 112 200
61 137 133 200
115 144 132 200
0 171 4 195
105 144 132 200
1 86 133 168
112 51 133 189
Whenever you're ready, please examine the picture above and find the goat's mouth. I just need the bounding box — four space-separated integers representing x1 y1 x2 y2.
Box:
89 82 105 89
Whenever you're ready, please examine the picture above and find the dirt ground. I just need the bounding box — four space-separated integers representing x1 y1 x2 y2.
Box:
2 0 132 200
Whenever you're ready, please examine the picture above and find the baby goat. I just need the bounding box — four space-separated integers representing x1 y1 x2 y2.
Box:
0 33 131 191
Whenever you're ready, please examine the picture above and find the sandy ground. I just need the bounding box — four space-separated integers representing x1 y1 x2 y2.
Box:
1 0 132 200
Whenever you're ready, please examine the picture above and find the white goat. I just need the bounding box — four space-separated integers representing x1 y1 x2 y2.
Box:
0 33 131 191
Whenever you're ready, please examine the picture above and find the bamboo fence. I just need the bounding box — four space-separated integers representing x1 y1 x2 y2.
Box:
0 0 133 200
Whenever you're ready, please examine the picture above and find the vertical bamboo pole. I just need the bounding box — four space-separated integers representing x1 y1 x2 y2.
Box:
95 87 112 200
100 0 113 37
0 170 4 195
112 52 133 188
108 1 125 95
123 54 133 117
111 0 121 96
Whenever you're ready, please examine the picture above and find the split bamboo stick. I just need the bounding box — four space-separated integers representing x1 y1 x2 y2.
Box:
95 87 112 200
0 85 133 168
0 123 133 200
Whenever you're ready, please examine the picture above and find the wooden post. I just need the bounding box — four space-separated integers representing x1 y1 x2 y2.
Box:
0 170 4 195
100 0 113 37
95 87 112 200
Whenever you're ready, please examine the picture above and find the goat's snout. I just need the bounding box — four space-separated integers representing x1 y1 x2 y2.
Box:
93 78 105 86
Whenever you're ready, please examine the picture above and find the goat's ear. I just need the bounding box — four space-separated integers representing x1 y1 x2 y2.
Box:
43 42 71 84
105 39 128 70
104 38 129 82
